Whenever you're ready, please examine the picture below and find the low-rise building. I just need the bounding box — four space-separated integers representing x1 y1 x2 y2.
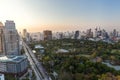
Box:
0 55 28 76
56 49 69 53
35 45 45 53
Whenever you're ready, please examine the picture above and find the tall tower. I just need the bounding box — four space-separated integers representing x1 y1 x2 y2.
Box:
23 29 27 38
4 20 20 55
0 22 5 54
74 31 79 39
43 30 52 40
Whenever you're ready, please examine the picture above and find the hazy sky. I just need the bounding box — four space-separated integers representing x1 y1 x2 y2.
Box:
0 0 120 32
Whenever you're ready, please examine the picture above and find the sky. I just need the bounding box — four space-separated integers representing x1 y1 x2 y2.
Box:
0 0 120 32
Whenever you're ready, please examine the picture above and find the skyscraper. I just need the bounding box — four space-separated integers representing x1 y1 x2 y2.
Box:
43 30 52 40
0 21 28 76
0 22 5 54
4 20 20 55
23 29 27 39
86 29 93 38
74 31 79 39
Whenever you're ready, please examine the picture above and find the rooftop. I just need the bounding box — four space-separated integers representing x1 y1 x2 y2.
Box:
35 44 44 49
0 55 27 63
56 49 69 53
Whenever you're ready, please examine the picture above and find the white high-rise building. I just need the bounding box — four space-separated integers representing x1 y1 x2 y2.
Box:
4 20 20 55
30 32 44 41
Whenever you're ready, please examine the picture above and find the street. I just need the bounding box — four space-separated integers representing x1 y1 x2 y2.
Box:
23 42 50 80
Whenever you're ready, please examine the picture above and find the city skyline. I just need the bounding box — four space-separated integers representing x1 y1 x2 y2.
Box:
0 0 120 32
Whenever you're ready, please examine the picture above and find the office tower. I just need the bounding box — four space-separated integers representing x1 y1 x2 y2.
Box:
59 32 63 39
101 29 109 39
110 29 118 41
4 20 20 55
74 31 79 39
22 29 31 42
43 30 52 40
95 28 98 37
0 21 28 76
30 32 44 41
112 29 118 37
52 32 56 40
86 29 93 38
0 22 5 54
23 29 27 39
26 32 31 42
95 27 102 38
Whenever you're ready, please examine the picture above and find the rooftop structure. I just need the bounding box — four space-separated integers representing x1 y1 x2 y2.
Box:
5 20 15 30
56 49 69 53
35 45 44 49
0 55 26 63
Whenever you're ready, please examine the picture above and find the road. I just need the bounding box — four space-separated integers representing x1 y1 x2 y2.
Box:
23 42 50 80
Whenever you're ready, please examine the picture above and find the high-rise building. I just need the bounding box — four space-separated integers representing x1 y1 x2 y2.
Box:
59 32 63 39
23 29 27 39
94 27 102 38
112 29 118 37
0 22 5 54
43 30 52 40
30 32 44 41
86 29 93 38
74 31 79 39
4 20 20 55
0 21 28 76
22 29 31 42
52 32 64 40
101 29 109 39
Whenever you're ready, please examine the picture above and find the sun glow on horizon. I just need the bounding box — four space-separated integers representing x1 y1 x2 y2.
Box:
0 0 120 32
0 0 38 32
